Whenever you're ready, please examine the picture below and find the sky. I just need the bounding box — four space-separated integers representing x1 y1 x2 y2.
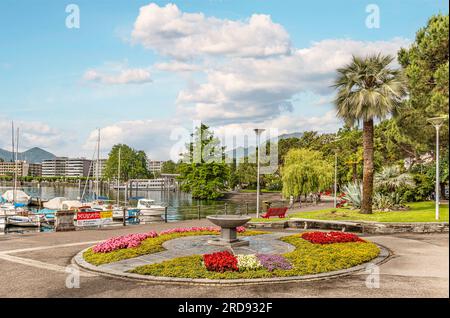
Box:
0 0 448 160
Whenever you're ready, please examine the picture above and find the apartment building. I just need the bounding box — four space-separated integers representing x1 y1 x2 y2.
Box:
42 157 68 177
92 159 107 178
147 159 164 174
65 158 92 177
0 161 42 177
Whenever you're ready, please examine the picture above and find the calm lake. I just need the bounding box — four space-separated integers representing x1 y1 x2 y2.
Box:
1 183 256 234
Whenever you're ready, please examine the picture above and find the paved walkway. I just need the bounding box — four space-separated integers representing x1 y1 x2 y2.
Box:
0 220 448 298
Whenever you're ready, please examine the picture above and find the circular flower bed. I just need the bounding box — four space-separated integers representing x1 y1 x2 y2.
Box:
129 232 380 279
83 227 267 266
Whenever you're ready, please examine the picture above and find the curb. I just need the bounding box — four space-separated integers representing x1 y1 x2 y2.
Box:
73 242 391 286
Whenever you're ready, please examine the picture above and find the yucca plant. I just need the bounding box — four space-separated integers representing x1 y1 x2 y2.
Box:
342 182 362 209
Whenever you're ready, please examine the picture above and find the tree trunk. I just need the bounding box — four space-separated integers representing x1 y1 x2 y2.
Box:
352 163 357 182
361 120 374 214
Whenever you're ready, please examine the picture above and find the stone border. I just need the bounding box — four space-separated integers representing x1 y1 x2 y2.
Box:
73 240 391 286
248 218 449 234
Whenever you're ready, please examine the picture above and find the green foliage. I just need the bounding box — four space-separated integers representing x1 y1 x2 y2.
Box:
178 124 230 200
342 182 362 208
374 165 415 193
130 235 379 279
83 230 268 266
281 149 333 198
178 162 230 199
397 13 449 154
103 144 151 181
334 54 407 125
373 192 405 211
288 202 449 222
161 160 178 174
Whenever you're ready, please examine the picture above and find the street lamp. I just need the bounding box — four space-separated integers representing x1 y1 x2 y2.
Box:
427 116 448 221
254 128 265 218
333 136 342 208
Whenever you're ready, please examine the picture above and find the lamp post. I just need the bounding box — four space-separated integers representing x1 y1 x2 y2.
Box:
254 128 265 218
427 116 447 221
333 136 342 209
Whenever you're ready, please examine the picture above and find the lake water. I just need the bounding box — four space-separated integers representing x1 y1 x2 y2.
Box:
1 183 256 234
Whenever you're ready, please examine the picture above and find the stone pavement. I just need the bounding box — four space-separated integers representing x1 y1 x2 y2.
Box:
0 219 448 297
98 233 295 272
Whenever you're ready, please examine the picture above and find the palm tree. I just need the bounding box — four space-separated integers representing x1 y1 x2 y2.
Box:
334 54 407 214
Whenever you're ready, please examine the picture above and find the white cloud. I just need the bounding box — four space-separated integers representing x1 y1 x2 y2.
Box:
154 61 201 73
83 67 152 85
83 119 186 160
0 118 69 153
131 3 291 60
174 37 410 125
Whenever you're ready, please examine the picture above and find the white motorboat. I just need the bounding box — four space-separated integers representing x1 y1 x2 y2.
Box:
6 214 46 227
137 199 165 217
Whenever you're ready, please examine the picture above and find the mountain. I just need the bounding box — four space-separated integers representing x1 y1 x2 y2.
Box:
0 147 56 163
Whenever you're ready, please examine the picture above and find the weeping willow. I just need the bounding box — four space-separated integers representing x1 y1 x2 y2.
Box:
281 149 333 198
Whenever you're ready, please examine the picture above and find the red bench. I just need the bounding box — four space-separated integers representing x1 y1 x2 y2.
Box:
261 207 288 219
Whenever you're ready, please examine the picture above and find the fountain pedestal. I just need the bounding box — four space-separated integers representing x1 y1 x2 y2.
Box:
206 215 251 247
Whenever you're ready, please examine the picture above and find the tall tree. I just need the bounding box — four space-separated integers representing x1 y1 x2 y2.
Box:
281 149 333 200
104 144 151 181
397 14 449 155
334 54 407 214
178 124 230 200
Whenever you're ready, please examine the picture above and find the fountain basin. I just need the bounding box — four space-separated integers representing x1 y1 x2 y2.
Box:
207 215 251 247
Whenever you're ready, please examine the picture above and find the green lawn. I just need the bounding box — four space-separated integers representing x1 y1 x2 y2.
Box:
250 201 449 223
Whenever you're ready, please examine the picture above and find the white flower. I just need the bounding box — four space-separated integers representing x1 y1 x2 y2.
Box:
237 254 263 271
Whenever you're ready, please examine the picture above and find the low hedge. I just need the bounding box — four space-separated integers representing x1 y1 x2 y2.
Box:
83 230 268 266
130 234 380 279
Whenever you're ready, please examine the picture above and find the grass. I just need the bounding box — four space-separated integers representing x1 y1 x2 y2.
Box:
83 230 269 266
250 201 449 223
130 234 380 279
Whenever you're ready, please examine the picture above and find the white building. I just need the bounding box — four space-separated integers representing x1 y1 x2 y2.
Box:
65 158 92 177
42 157 68 177
42 157 92 177
92 159 107 178
147 160 164 174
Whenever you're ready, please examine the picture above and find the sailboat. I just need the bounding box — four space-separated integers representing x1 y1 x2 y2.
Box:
2 122 45 227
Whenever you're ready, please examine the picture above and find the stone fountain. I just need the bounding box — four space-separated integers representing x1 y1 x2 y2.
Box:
207 215 251 247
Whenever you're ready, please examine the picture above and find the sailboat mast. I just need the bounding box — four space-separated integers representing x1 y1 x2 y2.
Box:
96 128 100 200
13 127 19 204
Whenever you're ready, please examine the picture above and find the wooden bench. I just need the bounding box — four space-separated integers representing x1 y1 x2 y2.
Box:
261 207 288 219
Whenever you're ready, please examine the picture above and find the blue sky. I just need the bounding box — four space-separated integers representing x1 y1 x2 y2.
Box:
0 0 448 160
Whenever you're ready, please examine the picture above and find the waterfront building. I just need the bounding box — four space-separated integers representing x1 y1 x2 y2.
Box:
0 161 42 177
65 158 92 177
42 157 68 177
147 159 164 174
91 159 107 178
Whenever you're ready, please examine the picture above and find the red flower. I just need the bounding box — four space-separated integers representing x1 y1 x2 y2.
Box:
203 251 238 272
301 231 365 244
